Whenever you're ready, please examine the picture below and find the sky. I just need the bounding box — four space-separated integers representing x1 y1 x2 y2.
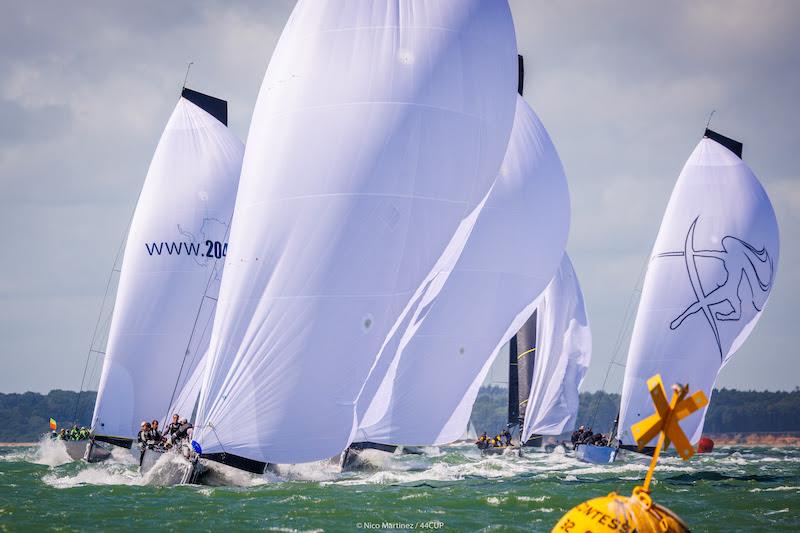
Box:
1 1 798 395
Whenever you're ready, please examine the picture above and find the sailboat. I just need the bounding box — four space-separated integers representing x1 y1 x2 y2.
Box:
84 87 244 468
347 91 570 467
479 253 590 457
576 128 779 464
188 0 520 479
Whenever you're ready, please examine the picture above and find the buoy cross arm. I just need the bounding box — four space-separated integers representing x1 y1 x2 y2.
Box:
631 412 663 446
630 375 709 461
647 375 671 419
674 391 709 420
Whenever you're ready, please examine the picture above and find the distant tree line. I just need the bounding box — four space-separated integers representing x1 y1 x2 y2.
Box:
469 386 800 439
1 387 800 442
0 390 96 442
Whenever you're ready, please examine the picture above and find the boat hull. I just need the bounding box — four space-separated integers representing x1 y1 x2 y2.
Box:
480 446 514 456
575 444 617 464
136 447 197 485
339 442 397 471
337 442 432 471
85 440 112 463
61 440 89 461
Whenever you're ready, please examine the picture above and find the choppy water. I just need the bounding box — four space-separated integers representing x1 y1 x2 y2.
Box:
1 439 798 531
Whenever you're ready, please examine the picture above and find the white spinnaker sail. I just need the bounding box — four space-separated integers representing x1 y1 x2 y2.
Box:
521 254 591 442
617 135 779 446
355 97 570 446
195 0 518 465
91 96 243 440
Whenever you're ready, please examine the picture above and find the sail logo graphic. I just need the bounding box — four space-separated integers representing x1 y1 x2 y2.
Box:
144 217 229 278
657 217 774 360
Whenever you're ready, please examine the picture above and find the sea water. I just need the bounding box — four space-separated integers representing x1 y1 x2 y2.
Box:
1 441 798 531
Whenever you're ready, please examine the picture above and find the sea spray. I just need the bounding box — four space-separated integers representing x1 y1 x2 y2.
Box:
33 436 72 467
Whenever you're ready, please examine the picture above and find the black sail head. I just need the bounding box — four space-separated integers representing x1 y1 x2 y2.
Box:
181 87 228 126
704 128 742 158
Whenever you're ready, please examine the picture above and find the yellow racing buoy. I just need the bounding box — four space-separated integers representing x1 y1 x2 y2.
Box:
551 486 689 532
552 375 707 533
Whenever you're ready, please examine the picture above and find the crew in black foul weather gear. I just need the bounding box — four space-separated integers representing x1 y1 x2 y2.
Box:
174 418 193 442
166 414 181 439
137 422 153 449
148 420 163 443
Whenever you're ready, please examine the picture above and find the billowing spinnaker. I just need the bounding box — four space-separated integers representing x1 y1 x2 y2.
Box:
195 0 518 465
91 95 243 439
355 97 570 446
521 254 591 441
617 135 779 446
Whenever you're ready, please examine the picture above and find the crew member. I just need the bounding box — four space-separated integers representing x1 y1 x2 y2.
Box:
149 420 163 443
137 422 151 449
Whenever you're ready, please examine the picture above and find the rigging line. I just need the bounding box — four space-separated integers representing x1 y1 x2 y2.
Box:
207 423 227 455
161 217 234 424
74 162 148 427
72 222 130 426
586 252 650 430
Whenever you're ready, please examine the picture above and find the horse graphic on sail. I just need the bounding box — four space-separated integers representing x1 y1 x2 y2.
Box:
657 216 774 360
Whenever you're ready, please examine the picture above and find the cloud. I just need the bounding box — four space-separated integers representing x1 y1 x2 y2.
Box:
1 1 799 393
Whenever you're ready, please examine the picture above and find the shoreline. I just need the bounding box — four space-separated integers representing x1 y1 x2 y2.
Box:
705 433 800 447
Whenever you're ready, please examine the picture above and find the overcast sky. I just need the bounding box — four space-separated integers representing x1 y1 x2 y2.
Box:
1 1 798 394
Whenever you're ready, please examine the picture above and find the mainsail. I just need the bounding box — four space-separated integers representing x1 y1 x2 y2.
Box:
354 95 570 446
194 0 519 468
509 309 536 433
91 89 244 442
617 129 779 447
520 254 591 442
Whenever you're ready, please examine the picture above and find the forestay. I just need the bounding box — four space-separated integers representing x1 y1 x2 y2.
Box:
521 254 591 442
355 96 570 446
617 133 779 446
194 0 519 465
91 94 244 440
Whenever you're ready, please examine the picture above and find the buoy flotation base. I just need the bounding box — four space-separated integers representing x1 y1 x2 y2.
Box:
551 486 690 533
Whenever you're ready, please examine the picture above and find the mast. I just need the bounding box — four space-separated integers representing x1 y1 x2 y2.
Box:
507 335 519 428
506 53 526 438
509 309 538 445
